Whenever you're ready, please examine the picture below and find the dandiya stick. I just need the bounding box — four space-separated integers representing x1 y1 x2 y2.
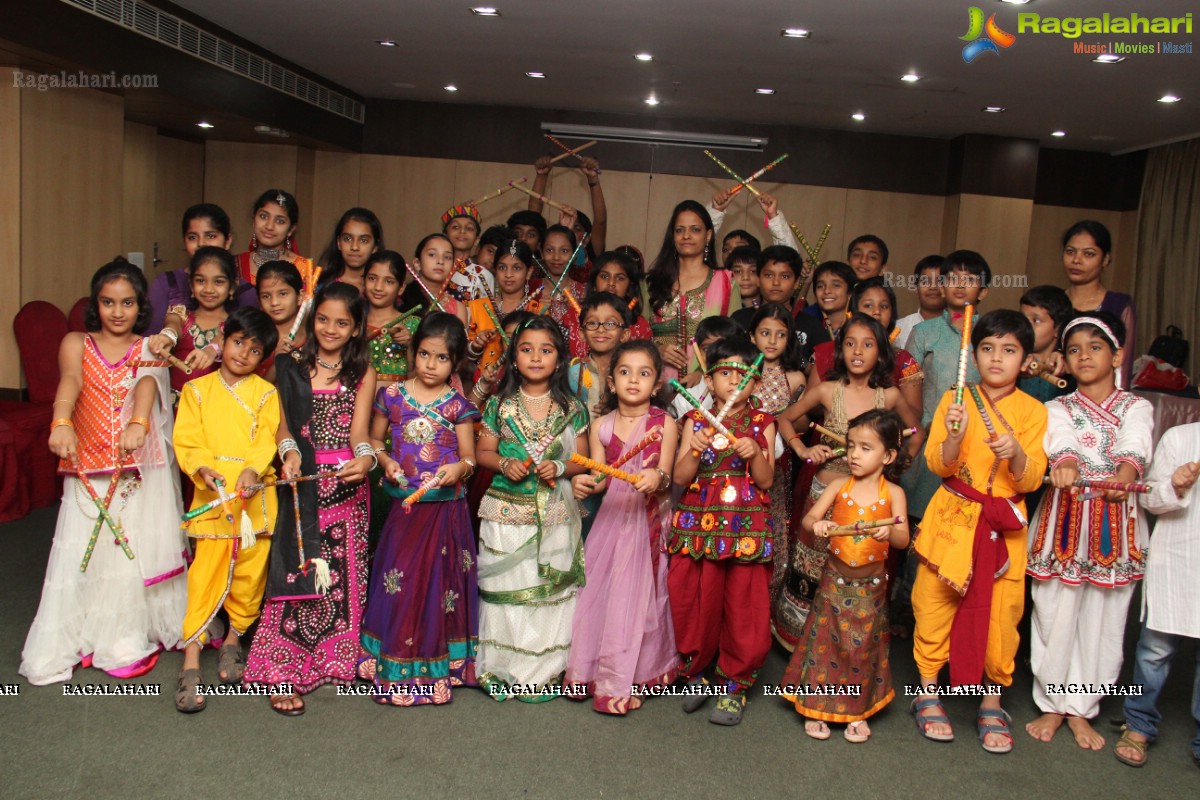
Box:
806 446 847 464
370 307 424 342
439 259 469 303
402 258 447 312
509 181 569 213
968 385 999 441
213 477 236 528
538 234 589 315
164 353 194 375
951 304 975 432
693 340 708 375
714 352 765 425
596 427 663 484
669 379 739 445
504 417 553 488
520 285 544 311
728 153 789 196
292 475 304 569
467 177 525 207
1028 360 1069 389
1042 477 1151 494
71 458 134 561
483 301 510 347
703 150 761 197
810 421 847 446
287 266 322 343
677 294 687 355
547 138 598 164
827 515 905 537
80 460 124 572
403 471 447 510
569 453 637 485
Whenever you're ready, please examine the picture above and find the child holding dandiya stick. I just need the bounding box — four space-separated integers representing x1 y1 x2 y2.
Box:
466 239 541 382
782 409 911 742
565 341 679 714
22 259 186 685
474 316 589 700
151 246 239 396
668 337 775 726
360 313 480 705
364 250 417 388
399 233 468 326
910 309 1047 754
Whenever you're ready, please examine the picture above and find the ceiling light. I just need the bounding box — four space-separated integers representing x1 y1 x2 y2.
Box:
851 112 866 122
470 7 500 16
1158 94 1181 103
781 28 811 38
541 122 767 151
525 72 545 78
644 95 660 106
635 53 653 62
195 121 214 129
983 106 1006 113
900 73 920 83
376 39 397 47
444 84 458 92
1094 54 1125 63
1000 0 1032 5
755 88 775 95
1051 130 1067 137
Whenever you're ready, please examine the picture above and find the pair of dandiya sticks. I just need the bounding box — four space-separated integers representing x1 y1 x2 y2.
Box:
565 425 666 488
805 422 918 464
286 266 324 342
670 352 766 457
504 416 569 489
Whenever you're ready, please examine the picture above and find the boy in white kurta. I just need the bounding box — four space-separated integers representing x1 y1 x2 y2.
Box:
1114 423 1200 768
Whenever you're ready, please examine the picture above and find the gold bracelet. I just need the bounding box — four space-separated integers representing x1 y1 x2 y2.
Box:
51 418 74 431
127 417 150 430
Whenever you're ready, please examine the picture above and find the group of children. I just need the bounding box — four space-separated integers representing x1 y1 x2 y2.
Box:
18 173 1199 768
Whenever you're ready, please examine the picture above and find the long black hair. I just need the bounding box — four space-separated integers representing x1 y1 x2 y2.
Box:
851 276 900 334
318 207 384 285
826 313 895 389
297 282 369 390
494 315 576 420
646 200 717 315
748 303 803 371
847 408 911 481
85 257 150 333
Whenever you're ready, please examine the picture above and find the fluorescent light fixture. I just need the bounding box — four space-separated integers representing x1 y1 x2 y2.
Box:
1159 94 1181 103
471 7 500 15
196 121 214 129
1051 130 1067 137
377 39 397 47
755 88 775 95
781 28 810 38
635 53 653 62
525 72 545 78
540 122 767 151
444 84 458 92
851 112 866 121
1094 54 1125 63
900 73 920 83
983 105 1006 113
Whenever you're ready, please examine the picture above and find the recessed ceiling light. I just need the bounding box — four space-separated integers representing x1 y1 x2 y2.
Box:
781 28 811 38
470 7 500 16
645 95 660 106
983 106 1006 113
525 72 545 79
196 121 214 129
377 39 397 47
851 112 866 122
1051 130 1067 137
635 53 653 62
1159 93 1181 103
444 84 458 92
755 88 775 95
1094 54 1125 63
900 73 920 83
1000 0 1031 5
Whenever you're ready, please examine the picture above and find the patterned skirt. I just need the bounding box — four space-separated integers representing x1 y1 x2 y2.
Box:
358 498 478 705
780 565 894 722
771 474 832 650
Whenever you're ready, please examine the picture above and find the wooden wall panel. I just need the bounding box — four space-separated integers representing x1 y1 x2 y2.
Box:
449 159 531 240
844 189 946 317
121 122 157 269
309 151 363 254
356 155 457 260
203 141 299 252
950 194 1035 311
152 135 205 274
0 70 22 388
1025 204 1136 295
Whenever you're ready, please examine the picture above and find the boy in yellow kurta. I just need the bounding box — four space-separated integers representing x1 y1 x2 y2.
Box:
173 307 281 712
910 309 1048 754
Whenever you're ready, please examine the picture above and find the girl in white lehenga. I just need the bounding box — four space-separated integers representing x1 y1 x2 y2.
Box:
474 316 589 701
21 259 187 685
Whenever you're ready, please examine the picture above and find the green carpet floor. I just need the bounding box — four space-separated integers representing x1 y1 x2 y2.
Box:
1 505 1196 798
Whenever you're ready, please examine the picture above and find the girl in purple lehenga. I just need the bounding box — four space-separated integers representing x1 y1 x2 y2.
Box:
565 341 680 714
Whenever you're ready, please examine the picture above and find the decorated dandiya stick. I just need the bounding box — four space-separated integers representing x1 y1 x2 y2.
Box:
564 290 582 315
80 460 124 572
213 477 236 528
467 177 525 207
546 138 598 164
903 427 918 438
1042 477 1151 494
967 385 999 441
402 258 447 313
727 153 789 196
627 296 639 311
483 301 510 347
403 471 447 510
714 352 765 425
827 515 905 537
806 446 847 464
371 307 424 341
1028 360 1069 389
539 234 589 315
520 285 544 311
669 379 740 446
703 150 761 197
71 458 134 561
951 304 975 432
595 427 663 484
292 475 305 569
287 266 322 343
677 294 688 354
145 352 193 374
810 421 847 446
509 181 570 213
569 453 637 485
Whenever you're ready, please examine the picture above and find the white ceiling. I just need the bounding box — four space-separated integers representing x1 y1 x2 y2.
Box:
173 0 1199 153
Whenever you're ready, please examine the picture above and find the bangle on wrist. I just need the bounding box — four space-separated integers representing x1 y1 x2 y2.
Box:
51 418 74 431
552 459 566 478
655 467 669 491
127 416 150 430
278 438 299 460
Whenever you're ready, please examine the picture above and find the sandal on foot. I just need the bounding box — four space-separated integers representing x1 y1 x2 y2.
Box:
709 693 746 726
977 708 1014 754
681 678 711 713
270 693 305 717
804 720 831 740
217 641 245 684
911 697 954 742
175 668 205 714
844 720 871 743
1113 729 1148 768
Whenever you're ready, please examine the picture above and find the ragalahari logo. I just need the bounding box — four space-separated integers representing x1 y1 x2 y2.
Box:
961 7 1017 62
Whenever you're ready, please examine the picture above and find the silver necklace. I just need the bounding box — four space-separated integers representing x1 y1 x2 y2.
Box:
317 356 342 371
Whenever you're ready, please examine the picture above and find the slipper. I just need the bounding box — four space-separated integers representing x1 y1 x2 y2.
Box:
270 693 305 717
1113 729 1148 768
681 678 711 713
709 693 746 726
844 720 871 743
911 697 954 742
217 641 245 684
977 708 1014 754
804 720 831 740
175 668 205 713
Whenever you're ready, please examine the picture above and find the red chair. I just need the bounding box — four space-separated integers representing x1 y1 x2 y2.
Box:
14 300 68 403
67 297 89 333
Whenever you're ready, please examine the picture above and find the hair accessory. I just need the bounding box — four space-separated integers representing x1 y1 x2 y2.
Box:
275 192 286 206
508 240 520 257
1061 316 1120 350
441 204 481 228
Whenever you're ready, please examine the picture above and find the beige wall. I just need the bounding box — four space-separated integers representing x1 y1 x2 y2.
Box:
1025 204 1138 294
0 70 22 388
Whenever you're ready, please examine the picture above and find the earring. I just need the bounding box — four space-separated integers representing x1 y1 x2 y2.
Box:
286 235 293 252
703 241 710 261
250 232 257 250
